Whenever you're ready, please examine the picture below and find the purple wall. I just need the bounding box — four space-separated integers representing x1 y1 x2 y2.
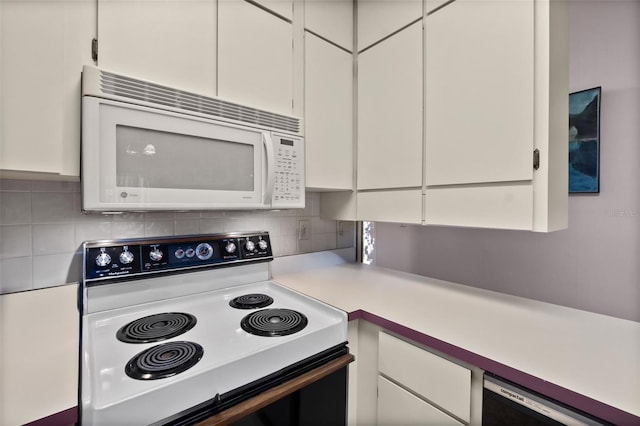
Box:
374 0 640 322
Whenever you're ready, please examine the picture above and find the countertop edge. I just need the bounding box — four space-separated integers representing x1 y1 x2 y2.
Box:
348 309 638 426
23 407 77 426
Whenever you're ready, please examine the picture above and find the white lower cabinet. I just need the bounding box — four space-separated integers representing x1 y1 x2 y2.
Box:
377 376 463 426
378 331 471 424
347 320 483 426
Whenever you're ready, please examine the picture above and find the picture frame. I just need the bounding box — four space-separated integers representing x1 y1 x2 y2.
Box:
569 86 601 193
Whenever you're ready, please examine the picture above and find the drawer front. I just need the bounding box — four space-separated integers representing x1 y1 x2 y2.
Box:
378 331 471 422
377 376 463 426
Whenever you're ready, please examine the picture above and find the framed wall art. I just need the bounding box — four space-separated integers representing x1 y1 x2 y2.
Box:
569 86 601 193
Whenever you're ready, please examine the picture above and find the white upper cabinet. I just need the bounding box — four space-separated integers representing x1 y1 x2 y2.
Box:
253 0 293 20
218 0 294 115
0 0 95 179
97 0 217 96
304 0 353 50
305 33 353 190
425 0 534 187
357 0 422 51
357 21 423 190
422 0 568 232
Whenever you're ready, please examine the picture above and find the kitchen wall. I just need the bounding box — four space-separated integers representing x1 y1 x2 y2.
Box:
0 179 355 294
373 0 640 322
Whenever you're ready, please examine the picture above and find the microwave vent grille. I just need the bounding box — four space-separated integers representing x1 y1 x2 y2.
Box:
99 71 300 134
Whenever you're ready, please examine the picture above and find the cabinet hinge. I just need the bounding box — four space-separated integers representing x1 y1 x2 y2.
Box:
91 38 98 62
533 149 540 170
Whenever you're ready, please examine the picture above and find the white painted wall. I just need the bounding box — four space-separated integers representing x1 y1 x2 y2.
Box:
374 0 640 322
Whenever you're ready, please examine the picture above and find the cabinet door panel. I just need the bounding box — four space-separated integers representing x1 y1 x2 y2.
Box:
252 0 292 20
357 0 422 51
305 33 353 190
218 1 293 115
98 0 216 96
378 376 464 426
357 22 422 190
304 0 353 50
357 190 422 224
425 184 533 230
379 332 471 423
1 0 94 177
425 0 534 186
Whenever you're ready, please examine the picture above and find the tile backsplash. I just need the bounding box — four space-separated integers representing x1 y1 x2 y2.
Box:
0 179 356 294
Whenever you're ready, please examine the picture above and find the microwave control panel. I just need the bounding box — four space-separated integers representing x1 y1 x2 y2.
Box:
272 134 304 209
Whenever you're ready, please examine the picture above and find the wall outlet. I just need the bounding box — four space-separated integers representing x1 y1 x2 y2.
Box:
298 219 310 240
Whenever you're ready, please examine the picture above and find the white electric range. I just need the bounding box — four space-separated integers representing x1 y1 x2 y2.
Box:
79 232 348 425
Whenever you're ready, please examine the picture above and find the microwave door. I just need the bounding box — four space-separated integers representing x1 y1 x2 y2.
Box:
82 97 264 211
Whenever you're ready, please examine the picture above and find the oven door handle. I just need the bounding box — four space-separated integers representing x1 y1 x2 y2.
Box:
262 132 276 206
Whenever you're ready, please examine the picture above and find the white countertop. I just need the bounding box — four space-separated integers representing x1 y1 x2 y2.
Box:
273 262 640 420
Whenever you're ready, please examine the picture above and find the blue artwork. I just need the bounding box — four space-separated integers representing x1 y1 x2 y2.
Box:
569 87 601 193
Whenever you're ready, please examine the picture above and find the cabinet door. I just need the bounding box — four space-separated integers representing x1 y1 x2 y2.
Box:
304 0 353 50
97 0 216 96
357 0 422 51
253 0 292 20
357 21 422 190
1 0 95 178
218 1 293 115
378 376 464 426
425 0 534 187
305 32 353 190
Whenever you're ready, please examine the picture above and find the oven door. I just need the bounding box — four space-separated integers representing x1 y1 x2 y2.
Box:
82 96 268 211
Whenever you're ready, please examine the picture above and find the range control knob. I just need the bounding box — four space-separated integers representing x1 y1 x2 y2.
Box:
119 250 134 264
149 248 163 262
257 240 268 251
244 240 256 252
174 248 185 259
196 243 214 260
224 242 237 254
95 252 112 267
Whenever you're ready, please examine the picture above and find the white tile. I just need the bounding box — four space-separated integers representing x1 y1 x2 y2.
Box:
311 217 325 235
175 211 202 220
31 181 79 192
298 238 313 254
263 217 282 237
144 221 174 237
280 236 298 256
174 220 200 235
111 212 145 222
0 225 31 259
144 212 175 221
281 217 298 236
1 192 31 225
311 192 321 216
111 222 145 239
0 180 32 192
32 252 80 289
200 211 225 219
223 217 264 233
31 192 76 223
269 236 282 257
0 257 32 294
32 224 75 255
324 219 337 233
199 218 224 234
338 221 356 249
75 222 112 247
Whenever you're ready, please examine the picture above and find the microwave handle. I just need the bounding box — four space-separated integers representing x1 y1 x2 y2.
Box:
263 132 276 204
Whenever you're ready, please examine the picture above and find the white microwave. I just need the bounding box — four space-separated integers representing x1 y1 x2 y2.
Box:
81 66 304 212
